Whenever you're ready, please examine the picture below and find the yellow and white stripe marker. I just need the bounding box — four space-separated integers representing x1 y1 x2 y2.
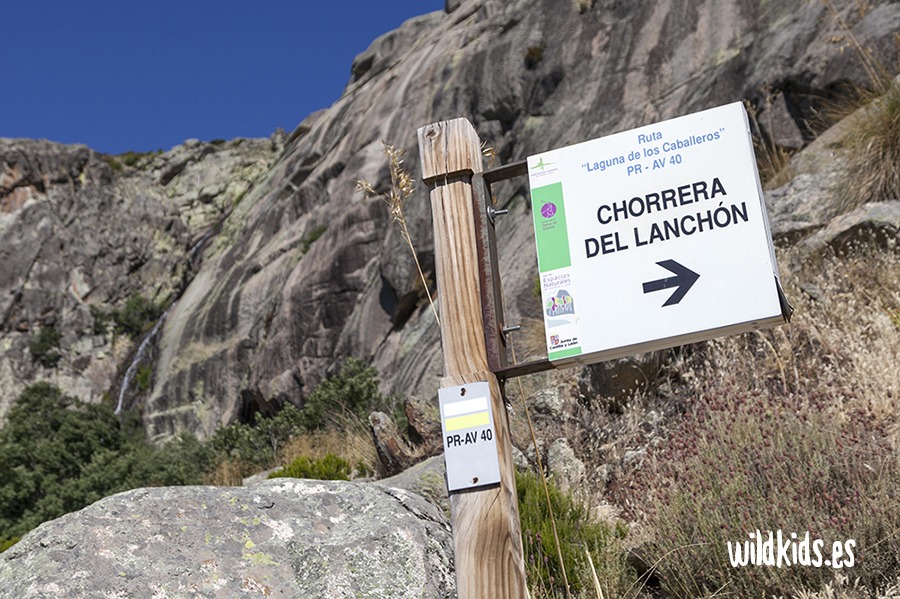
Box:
443 394 490 431
439 381 501 492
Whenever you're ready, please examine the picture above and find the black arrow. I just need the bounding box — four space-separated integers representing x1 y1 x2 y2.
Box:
642 260 700 306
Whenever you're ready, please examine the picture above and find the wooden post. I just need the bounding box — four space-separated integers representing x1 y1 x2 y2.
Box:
418 118 528 598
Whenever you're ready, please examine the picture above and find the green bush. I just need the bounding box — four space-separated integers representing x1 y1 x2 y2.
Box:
525 44 545 69
516 470 633 597
268 453 351 481
135 363 154 392
0 358 393 544
0 536 19 553
208 403 306 468
114 294 163 337
0 383 211 542
300 358 399 430
102 155 123 171
29 325 62 367
89 304 113 335
205 359 393 481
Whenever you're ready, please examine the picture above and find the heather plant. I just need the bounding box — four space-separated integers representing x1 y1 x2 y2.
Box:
610 246 900 597
624 384 898 597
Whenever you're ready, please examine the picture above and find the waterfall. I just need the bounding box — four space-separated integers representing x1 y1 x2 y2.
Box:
113 225 215 415
114 308 169 415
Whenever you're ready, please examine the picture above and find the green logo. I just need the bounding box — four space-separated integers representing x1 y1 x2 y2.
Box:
531 157 555 171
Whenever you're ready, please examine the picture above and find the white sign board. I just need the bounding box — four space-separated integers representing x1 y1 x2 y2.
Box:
439 382 501 492
527 102 789 365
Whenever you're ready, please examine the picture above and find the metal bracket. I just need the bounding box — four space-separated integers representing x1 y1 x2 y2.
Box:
472 159 555 382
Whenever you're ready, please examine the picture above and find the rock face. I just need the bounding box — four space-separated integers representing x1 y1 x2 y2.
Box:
0 138 279 422
0 479 455 598
2 0 899 439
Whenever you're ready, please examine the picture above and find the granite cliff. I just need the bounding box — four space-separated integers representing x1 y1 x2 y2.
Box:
5 0 898 440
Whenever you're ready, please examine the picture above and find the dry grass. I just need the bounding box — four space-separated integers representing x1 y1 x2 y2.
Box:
744 97 796 190
208 458 249 486
790 572 900 598
279 424 378 478
817 0 900 210
357 142 441 330
839 81 900 210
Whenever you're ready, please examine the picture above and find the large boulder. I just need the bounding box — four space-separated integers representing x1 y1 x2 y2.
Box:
0 479 454 598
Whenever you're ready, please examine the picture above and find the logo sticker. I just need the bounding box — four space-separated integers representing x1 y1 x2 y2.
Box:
531 157 555 172
546 290 575 317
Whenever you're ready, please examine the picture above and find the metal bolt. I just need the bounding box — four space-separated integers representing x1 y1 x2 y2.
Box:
487 206 509 223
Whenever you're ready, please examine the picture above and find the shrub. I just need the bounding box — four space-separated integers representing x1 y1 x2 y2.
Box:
0 537 19 553
206 358 390 482
114 294 163 337
268 453 351 481
300 358 399 431
625 384 899 598
0 383 210 541
516 470 634 597
525 44 545 69
575 0 596 13
279 428 377 481
102 155 123 171
135 363 154 392
89 304 113 335
29 325 62 367
208 403 306 470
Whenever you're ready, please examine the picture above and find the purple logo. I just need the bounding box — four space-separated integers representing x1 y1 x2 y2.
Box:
540 202 557 218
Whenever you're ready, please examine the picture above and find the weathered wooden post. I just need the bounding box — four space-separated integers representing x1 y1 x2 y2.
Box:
417 118 528 598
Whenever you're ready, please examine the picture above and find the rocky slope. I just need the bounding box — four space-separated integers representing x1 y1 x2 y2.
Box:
2 0 899 443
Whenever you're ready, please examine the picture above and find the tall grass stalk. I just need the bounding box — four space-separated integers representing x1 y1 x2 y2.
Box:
508 337 573 598
357 142 441 330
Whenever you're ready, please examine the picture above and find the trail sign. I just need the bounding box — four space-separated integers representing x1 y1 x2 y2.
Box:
528 102 791 365
439 382 501 492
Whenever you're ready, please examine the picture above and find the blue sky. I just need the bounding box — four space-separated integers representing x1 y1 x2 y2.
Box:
2 2 444 155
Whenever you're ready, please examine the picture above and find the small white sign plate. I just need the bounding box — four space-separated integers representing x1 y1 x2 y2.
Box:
527 102 789 365
439 382 501 492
